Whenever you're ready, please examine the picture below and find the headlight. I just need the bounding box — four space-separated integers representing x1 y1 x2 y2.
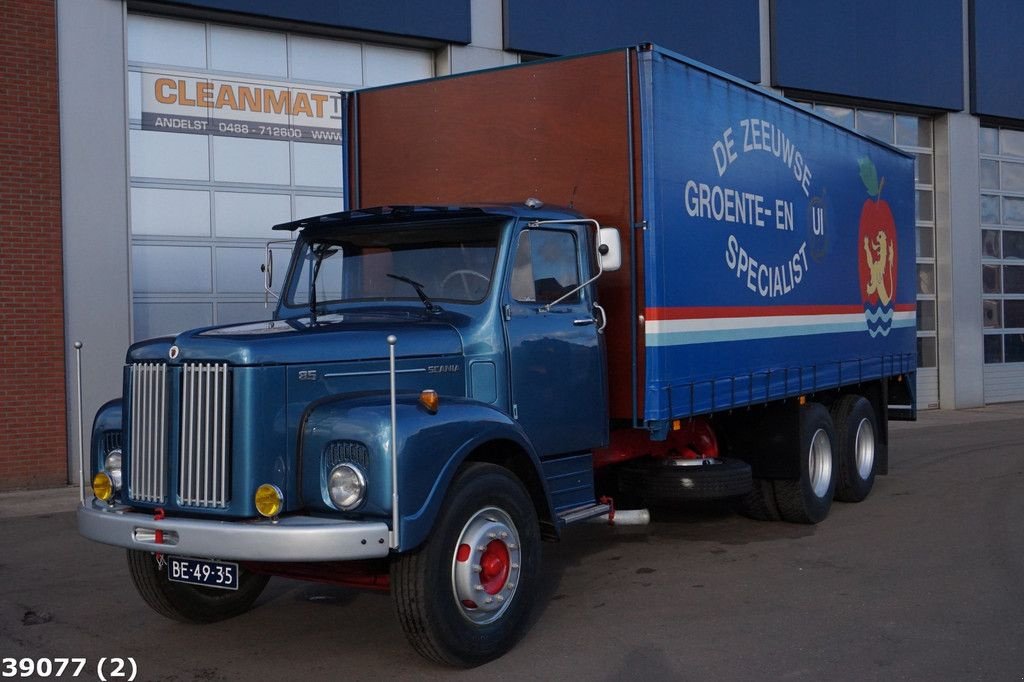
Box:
328 464 366 511
104 449 122 491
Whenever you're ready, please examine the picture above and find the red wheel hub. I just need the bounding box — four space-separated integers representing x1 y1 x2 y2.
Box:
479 540 510 594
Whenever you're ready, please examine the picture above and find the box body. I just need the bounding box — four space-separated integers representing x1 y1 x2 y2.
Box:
345 46 916 426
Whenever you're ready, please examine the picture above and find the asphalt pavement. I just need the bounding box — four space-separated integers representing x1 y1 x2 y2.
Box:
1 403 1022 680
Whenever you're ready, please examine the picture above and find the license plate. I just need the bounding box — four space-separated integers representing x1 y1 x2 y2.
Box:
167 556 239 591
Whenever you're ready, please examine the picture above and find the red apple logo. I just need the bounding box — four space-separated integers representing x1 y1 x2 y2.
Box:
857 157 897 337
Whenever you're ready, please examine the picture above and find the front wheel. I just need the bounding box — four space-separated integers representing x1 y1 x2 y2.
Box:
391 463 540 667
126 550 269 623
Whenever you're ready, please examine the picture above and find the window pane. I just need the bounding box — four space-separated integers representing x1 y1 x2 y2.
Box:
917 263 935 295
895 115 920 147
984 299 1002 328
1004 265 1024 293
1005 197 1024 226
915 118 932 147
511 230 580 304
984 334 1003 363
857 110 893 143
896 115 931 148
982 195 1001 224
132 245 212 293
1003 231 1024 259
980 126 999 155
816 105 853 128
981 159 1000 189
983 264 1001 293
1001 129 1024 158
1007 334 1024 362
1002 162 1024 192
917 299 936 331
917 226 935 258
916 190 933 222
1006 300 1024 328
915 153 933 185
983 230 1001 258
917 336 937 368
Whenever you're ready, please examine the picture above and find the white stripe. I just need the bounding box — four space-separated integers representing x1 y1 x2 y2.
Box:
644 311 916 347
647 310 915 335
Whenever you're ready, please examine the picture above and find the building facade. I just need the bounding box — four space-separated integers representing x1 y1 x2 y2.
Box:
1 0 1021 489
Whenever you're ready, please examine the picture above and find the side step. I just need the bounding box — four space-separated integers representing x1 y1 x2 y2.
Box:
556 502 612 527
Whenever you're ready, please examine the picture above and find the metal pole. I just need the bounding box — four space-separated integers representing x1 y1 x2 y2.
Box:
74 341 85 506
387 334 399 549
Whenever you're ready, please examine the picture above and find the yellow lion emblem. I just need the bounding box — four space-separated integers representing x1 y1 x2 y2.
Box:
863 230 894 306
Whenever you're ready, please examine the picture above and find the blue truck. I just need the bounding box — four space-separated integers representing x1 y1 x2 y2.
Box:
78 46 916 666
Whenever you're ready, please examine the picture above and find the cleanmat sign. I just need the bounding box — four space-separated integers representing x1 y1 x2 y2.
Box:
139 70 342 144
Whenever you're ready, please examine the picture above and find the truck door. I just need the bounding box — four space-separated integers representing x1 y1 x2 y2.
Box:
503 226 608 457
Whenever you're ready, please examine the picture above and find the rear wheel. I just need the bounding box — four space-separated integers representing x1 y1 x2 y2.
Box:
773 403 838 524
391 463 540 667
126 550 268 623
830 395 878 502
736 477 782 521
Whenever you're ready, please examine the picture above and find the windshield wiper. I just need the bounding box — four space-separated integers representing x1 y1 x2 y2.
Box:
386 273 442 315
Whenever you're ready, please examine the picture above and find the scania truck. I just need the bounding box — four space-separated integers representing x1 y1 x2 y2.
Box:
78 45 916 666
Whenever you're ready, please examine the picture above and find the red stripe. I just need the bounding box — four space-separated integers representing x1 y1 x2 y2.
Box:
647 302 917 320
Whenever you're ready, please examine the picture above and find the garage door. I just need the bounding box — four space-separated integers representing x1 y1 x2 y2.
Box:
126 14 434 340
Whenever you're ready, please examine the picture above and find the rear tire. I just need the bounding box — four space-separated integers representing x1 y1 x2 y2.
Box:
126 550 269 623
830 395 878 502
773 403 838 524
736 477 782 521
391 463 540 667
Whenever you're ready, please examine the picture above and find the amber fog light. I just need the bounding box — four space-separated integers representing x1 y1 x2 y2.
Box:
92 472 114 502
254 484 283 518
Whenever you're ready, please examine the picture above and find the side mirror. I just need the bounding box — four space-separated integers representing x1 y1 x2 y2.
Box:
598 227 622 272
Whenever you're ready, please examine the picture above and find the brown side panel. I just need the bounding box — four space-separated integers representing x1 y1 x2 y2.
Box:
351 51 640 420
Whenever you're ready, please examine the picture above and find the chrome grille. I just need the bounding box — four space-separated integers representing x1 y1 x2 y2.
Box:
179 363 231 508
129 363 168 503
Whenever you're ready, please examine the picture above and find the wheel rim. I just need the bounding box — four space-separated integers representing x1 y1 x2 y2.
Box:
854 417 875 480
808 428 833 498
451 506 522 625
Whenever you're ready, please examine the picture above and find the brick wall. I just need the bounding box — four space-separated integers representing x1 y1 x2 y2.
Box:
0 0 68 490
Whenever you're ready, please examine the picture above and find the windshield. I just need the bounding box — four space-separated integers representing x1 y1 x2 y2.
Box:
283 220 505 312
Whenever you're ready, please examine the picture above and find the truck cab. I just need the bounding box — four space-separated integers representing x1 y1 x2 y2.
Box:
79 202 621 667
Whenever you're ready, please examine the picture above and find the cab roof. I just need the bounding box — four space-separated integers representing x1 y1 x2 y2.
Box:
272 203 583 233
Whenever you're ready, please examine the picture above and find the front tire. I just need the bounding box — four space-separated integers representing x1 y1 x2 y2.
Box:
126 550 269 623
773 403 838 524
391 463 540 667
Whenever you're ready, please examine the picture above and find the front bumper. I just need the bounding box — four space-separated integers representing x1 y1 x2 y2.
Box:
78 501 390 561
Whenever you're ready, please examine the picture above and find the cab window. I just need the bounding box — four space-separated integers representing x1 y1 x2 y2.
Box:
510 229 580 305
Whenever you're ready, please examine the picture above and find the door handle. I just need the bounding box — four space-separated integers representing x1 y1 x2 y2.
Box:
573 318 595 326
593 303 607 333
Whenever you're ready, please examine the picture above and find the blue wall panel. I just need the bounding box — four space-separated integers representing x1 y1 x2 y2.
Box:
158 0 471 44
503 0 761 83
971 0 1024 122
772 0 963 111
